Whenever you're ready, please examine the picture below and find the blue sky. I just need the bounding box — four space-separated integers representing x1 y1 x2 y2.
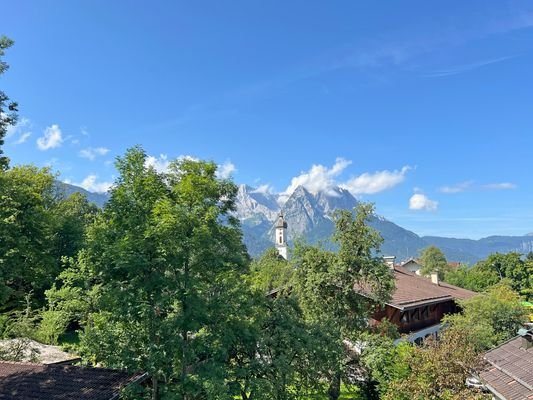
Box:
2 1 533 238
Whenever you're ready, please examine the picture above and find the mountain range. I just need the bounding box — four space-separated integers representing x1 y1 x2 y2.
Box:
59 182 533 264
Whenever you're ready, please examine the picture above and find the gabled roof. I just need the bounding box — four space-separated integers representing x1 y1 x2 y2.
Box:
355 266 476 310
480 333 533 400
388 266 476 309
0 361 147 400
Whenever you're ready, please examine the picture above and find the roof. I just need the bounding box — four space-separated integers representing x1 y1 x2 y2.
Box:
389 266 476 309
480 332 533 400
0 361 147 400
275 213 287 229
398 258 421 267
356 265 476 310
0 339 79 365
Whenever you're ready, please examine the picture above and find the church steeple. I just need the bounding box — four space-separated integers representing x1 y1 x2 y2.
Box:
275 212 288 259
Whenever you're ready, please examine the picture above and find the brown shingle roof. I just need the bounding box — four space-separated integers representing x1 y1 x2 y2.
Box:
0 361 146 400
389 266 476 309
480 334 533 400
355 266 476 310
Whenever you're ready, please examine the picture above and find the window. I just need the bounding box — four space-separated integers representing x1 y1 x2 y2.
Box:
279 236 283 244
421 306 429 319
400 311 409 324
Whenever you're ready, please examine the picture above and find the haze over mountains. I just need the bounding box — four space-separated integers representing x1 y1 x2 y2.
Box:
60 182 533 264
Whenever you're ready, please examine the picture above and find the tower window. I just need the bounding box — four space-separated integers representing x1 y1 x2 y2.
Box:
279 236 283 244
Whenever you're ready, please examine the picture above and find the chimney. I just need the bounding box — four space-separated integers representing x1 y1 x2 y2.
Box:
430 271 440 285
518 328 533 350
383 256 396 270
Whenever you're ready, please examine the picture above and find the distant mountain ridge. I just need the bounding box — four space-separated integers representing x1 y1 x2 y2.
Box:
61 182 533 264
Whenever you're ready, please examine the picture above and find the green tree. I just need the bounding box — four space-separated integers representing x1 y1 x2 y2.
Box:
419 245 449 278
0 166 57 307
230 295 341 400
444 283 528 349
249 247 293 292
445 252 533 298
291 203 395 400
383 328 489 400
69 147 250 399
50 191 98 260
0 166 96 309
444 263 500 292
359 334 412 398
0 35 17 170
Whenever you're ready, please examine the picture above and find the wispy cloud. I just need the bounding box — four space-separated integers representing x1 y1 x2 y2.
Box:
409 193 438 211
6 117 32 143
13 132 32 145
79 147 110 160
278 158 410 202
424 55 516 78
341 166 411 195
482 182 517 190
440 181 517 193
217 161 237 179
145 154 171 173
65 175 113 193
37 124 63 150
283 158 352 198
439 181 474 193
252 184 275 195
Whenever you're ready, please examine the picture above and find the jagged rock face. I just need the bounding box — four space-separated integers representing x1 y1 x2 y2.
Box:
234 185 279 223
235 184 362 254
64 182 533 263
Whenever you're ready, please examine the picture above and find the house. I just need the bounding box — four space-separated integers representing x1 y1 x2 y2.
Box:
364 261 476 343
398 258 423 275
0 361 147 400
479 328 533 400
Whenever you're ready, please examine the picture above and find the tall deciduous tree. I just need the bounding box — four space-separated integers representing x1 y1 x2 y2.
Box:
419 245 449 278
291 203 394 399
250 247 293 292
74 147 250 399
0 35 17 170
0 165 96 309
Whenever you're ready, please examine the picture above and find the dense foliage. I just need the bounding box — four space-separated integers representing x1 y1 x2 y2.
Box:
445 252 533 299
1 36 531 400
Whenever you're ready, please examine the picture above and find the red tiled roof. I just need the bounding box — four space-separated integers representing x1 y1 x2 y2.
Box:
480 335 533 400
356 266 476 310
388 266 476 309
0 361 146 400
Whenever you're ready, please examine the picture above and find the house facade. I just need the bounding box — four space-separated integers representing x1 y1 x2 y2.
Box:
366 261 476 343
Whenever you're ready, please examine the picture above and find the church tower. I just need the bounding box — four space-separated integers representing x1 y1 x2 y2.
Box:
275 212 288 260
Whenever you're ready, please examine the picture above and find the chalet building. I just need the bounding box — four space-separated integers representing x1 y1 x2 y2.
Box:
479 328 533 400
398 257 423 275
365 259 476 343
0 361 147 400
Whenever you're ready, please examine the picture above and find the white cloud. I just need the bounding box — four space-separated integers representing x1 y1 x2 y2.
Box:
279 159 411 202
217 161 237 179
252 184 274 195
37 124 63 150
67 175 113 193
483 182 517 190
409 193 438 211
439 181 474 193
13 132 32 145
6 117 31 139
284 158 352 196
341 166 411 195
439 181 516 193
79 147 110 160
145 154 171 173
